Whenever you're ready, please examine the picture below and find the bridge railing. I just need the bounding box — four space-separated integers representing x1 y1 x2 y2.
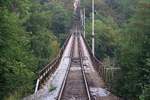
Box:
81 34 120 90
35 33 72 93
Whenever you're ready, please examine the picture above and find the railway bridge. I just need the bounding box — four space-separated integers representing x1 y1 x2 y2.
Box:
24 1 121 100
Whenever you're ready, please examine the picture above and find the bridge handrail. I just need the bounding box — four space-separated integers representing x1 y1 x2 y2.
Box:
81 34 120 89
35 33 72 93
38 33 71 76
80 34 105 79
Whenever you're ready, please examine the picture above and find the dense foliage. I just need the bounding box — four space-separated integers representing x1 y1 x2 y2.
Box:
0 0 149 100
0 0 72 99
81 0 150 99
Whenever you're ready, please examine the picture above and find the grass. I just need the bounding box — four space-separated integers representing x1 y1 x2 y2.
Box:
49 85 57 92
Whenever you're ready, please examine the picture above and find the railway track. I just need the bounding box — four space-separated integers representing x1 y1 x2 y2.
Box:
24 0 121 99
57 32 91 100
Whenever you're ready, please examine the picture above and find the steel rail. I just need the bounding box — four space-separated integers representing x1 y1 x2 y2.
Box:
78 33 92 100
57 34 75 100
57 33 91 100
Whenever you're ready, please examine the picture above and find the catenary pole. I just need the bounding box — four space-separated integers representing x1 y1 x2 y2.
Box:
92 0 95 55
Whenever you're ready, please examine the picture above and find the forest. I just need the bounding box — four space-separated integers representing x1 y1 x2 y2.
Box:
0 0 72 99
81 0 150 100
0 0 149 100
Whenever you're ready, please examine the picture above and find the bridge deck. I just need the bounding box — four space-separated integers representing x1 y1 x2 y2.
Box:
60 33 88 100
24 34 119 100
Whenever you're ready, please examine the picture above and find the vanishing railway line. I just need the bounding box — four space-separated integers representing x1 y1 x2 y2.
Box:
57 32 91 100
24 0 121 100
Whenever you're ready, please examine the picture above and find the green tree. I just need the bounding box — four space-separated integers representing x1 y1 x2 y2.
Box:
26 5 60 69
0 9 37 99
114 0 150 99
85 17 119 59
82 0 149 99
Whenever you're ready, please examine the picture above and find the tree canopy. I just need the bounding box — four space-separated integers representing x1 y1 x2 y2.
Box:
0 0 72 99
82 0 150 99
